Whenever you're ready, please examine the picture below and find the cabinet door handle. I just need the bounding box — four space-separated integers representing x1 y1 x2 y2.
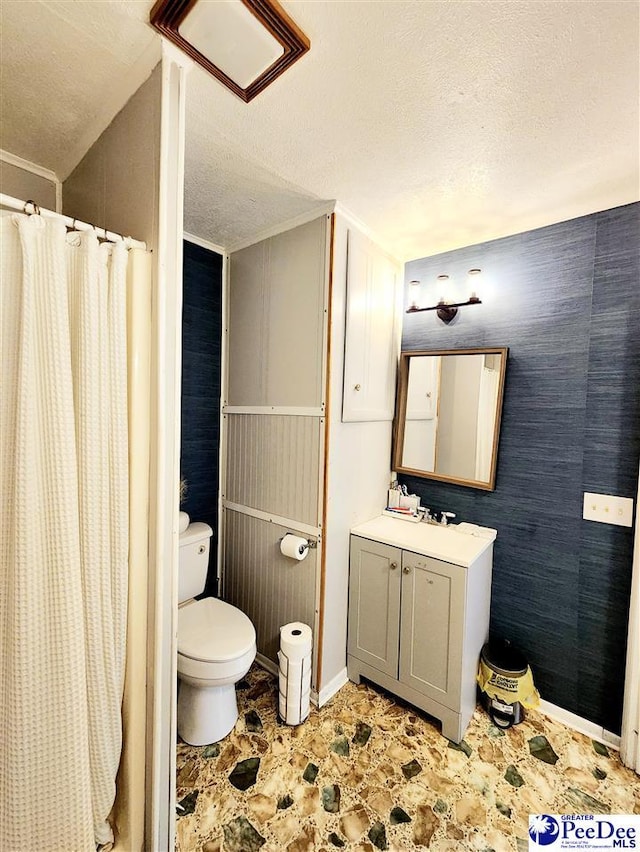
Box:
403 566 411 574
390 561 398 570
354 383 361 391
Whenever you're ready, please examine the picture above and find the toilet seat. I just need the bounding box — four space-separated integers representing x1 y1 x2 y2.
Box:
178 597 255 663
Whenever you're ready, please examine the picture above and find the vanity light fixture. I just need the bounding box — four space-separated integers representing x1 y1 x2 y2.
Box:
406 269 483 324
150 0 310 103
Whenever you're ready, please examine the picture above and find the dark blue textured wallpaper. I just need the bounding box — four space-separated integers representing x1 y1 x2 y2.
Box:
181 240 223 596
401 202 640 734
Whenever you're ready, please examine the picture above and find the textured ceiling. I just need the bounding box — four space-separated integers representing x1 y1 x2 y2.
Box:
0 0 158 180
2 0 639 260
184 0 640 259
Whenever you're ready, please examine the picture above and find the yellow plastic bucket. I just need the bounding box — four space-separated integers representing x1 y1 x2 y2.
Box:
477 640 539 728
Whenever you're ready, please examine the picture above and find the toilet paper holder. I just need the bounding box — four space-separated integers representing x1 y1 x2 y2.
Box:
279 534 317 549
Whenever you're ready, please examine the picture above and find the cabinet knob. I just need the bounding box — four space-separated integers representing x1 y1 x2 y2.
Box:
403 566 411 574
354 383 361 391
390 561 398 570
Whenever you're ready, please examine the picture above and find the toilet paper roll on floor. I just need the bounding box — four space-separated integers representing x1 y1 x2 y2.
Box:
280 622 312 662
278 654 312 693
278 653 311 725
279 660 312 707
280 534 309 561
279 622 313 725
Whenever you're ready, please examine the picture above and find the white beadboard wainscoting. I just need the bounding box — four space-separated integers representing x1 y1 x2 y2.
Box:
223 507 321 689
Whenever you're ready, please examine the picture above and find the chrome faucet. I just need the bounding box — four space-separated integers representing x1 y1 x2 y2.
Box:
423 509 456 526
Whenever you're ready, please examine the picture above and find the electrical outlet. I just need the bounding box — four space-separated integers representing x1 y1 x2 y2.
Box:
582 492 634 527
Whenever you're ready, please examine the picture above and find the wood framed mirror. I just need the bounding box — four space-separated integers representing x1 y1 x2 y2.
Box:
393 347 508 490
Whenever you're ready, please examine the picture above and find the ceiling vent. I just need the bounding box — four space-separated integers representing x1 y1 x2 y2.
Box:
150 0 310 102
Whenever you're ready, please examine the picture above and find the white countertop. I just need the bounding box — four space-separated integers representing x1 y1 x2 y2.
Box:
351 515 496 567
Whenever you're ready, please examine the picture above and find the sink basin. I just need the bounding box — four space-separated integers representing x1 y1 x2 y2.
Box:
351 515 497 567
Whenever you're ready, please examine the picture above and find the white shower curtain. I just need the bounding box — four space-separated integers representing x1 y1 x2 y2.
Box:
621 461 640 773
1 214 130 851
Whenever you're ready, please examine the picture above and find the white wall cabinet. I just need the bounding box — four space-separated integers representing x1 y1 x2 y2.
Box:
347 516 494 742
342 229 398 422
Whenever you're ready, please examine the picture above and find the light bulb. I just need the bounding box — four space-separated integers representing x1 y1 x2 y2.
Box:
468 268 482 300
408 280 421 309
436 275 450 305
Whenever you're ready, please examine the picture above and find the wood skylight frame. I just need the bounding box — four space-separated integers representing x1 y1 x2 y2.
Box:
150 0 310 102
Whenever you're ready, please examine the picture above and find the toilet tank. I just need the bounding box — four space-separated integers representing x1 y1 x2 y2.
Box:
178 522 213 603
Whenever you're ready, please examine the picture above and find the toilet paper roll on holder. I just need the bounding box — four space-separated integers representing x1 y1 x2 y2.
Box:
279 534 317 549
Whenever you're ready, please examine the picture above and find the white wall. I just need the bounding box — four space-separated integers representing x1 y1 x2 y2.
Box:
63 68 161 247
319 212 401 695
0 159 57 210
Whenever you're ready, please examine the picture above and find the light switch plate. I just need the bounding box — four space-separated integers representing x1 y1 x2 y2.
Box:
582 492 634 527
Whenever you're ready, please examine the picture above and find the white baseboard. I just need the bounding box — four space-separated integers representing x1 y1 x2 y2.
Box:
255 652 278 678
538 699 620 750
315 667 349 708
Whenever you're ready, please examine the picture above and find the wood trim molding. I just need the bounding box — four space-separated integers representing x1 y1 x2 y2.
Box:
223 405 324 416
222 500 321 539
316 213 335 691
150 0 310 103
392 347 509 492
183 231 227 255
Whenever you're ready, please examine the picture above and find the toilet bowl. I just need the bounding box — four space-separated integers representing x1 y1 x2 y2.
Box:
177 597 256 745
177 522 257 745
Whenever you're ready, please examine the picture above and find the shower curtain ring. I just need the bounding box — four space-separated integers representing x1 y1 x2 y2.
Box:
23 200 40 215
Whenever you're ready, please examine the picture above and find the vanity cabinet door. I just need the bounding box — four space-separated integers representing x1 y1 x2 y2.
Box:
399 553 465 711
348 536 401 676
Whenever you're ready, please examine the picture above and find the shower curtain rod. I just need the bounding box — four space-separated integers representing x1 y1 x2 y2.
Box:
0 193 147 250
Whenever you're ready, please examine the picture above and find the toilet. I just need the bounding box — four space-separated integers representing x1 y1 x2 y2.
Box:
177 521 256 745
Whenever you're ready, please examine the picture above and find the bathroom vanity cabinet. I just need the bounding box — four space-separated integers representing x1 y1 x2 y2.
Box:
347 515 495 742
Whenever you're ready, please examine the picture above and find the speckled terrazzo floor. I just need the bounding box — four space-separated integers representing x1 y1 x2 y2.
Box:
176 665 640 851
